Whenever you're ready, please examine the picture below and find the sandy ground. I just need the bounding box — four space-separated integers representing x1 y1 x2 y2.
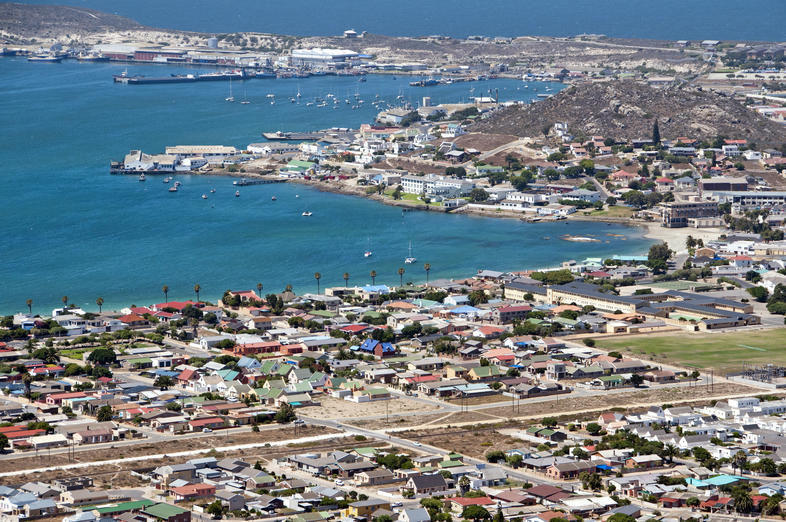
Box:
641 223 725 254
298 395 440 420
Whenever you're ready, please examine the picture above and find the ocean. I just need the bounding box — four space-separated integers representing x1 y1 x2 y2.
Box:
14 0 786 41
0 58 652 314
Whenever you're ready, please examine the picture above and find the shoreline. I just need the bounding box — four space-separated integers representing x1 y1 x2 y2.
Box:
186 168 721 256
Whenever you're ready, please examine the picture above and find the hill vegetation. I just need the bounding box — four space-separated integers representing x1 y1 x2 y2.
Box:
472 81 786 148
0 3 145 38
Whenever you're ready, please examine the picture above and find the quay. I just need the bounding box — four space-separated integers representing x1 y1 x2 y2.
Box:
262 129 355 141
233 177 285 186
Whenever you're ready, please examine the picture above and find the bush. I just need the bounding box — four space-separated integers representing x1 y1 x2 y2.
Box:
582 338 596 347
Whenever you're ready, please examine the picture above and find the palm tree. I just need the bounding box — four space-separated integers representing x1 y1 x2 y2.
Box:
343 272 350 287
398 267 405 287
25 299 32 314
314 272 321 294
663 443 678 463
96 297 104 313
22 373 32 400
194 284 201 302
257 282 263 297
162 285 169 304
62 295 68 308
424 263 431 284
285 284 293 293
370 270 377 285
733 491 753 513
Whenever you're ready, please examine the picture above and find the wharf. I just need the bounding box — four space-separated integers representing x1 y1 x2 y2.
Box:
262 129 355 141
233 178 285 186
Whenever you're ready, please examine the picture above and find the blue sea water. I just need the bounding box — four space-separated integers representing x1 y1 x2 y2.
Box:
14 0 786 41
0 58 651 314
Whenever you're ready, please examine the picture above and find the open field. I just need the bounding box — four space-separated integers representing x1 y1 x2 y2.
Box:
0 425 336 474
595 329 786 373
298 395 440 420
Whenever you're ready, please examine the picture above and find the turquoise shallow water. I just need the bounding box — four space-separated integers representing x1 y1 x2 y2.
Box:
0 58 652 314
15 0 786 41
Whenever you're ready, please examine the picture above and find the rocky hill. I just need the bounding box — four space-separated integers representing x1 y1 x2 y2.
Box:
472 81 786 147
0 2 145 38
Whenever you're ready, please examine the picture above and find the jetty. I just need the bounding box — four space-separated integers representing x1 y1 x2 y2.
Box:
262 128 356 141
232 178 285 186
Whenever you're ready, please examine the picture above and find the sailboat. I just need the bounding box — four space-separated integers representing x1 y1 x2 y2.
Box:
225 77 235 102
364 238 373 258
240 85 250 104
404 241 416 264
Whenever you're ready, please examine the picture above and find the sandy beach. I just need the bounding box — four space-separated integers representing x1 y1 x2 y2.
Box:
640 222 725 254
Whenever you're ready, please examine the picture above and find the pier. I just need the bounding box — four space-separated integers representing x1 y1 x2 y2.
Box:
233 178 286 186
262 129 356 141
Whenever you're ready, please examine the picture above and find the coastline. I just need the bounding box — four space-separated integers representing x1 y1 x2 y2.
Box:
189 168 719 256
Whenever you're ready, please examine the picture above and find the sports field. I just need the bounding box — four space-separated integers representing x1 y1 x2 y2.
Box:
595 328 786 373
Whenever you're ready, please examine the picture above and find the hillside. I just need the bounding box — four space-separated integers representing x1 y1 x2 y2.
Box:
0 2 145 38
472 81 786 147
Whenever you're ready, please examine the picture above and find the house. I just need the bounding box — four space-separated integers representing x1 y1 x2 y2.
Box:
355 468 395 486
399 508 431 522
142 503 191 522
545 460 596 479
358 338 396 358
405 474 449 495
215 490 245 511
171 483 216 502
625 454 663 470
342 500 391 518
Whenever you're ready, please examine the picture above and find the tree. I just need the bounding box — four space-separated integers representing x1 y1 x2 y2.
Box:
96 405 113 422
26 299 32 314
370 270 377 285
733 491 753 513
629 374 644 387
314 272 321 294
0 433 7 451
469 188 489 202
652 119 661 145
461 505 491 521
257 282 263 297
95 297 104 313
206 500 224 519
275 403 297 424
458 475 471 493
154 375 174 389
585 422 602 436
663 443 678 463
162 285 169 304
485 450 505 463
732 450 748 471
608 515 636 522
343 272 350 287
424 263 431 284
194 284 201 302
542 417 558 427
468 290 488 306
647 242 673 274
747 286 769 303
88 348 117 365
579 471 603 491
398 267 405 287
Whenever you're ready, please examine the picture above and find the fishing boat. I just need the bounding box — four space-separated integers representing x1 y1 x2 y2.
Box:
271 196 277 201
302 211 312 217
364 250 373 258
138 174 146 181
235 190 240 197
404 241 416 264
168 186 178 192
201 194 208 199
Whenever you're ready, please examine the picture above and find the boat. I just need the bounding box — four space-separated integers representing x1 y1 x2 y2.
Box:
174 181 181 187
28 54 62 63
168 186 178 192
295 194 300 198
235 190 240 197
202 194 208 199
364 251 373 258
404 241 416 264
266 94 275 98
271 196 277 201
302 211 312 216
225 77 235 102
163 177 171 183
138 174 146 181
210 188 216 193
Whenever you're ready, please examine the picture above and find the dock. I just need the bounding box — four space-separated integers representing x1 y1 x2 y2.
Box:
262 129 356 141
233 178 286 186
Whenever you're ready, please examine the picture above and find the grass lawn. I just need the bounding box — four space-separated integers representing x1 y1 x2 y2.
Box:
595 329 786 373
584 206 635 218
